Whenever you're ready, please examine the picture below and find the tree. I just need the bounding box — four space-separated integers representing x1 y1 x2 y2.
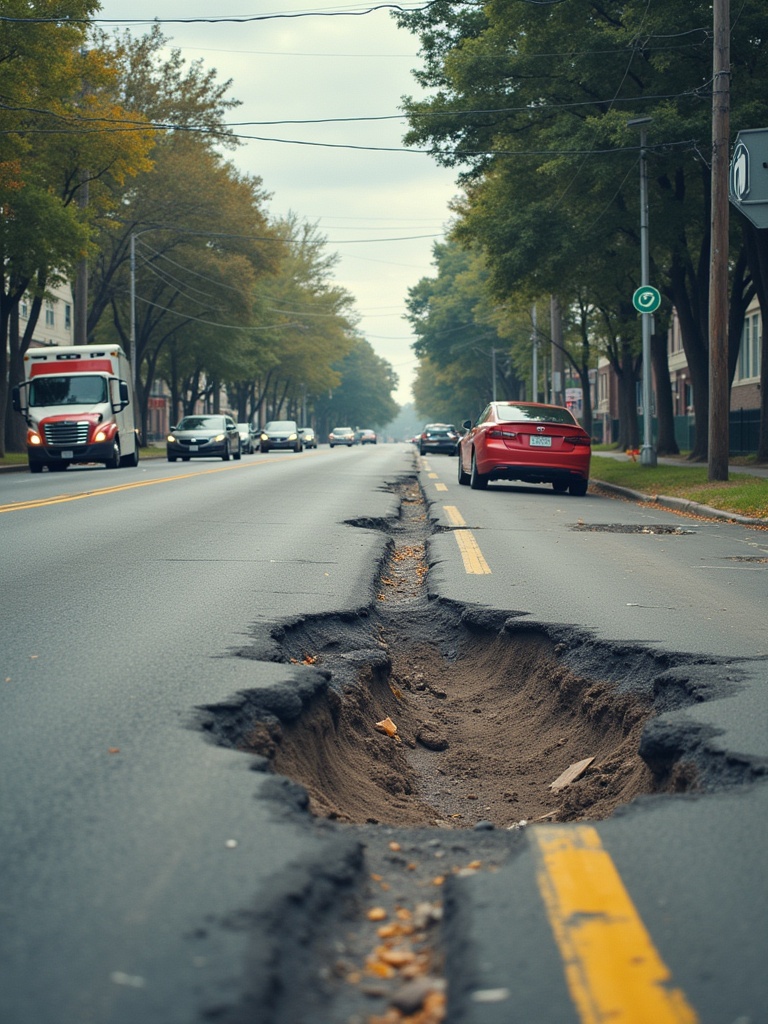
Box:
251 215 358 426
395 0 768 460
81 26 280 437
314 339 399 435
1 4 153 453
405 239 525 417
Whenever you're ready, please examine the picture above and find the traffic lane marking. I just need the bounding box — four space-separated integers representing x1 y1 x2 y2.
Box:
443 506 465 527
533 825 698 1024
0 455 300 513
443 505 491 574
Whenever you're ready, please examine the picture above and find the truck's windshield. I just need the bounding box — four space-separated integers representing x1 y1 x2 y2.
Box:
28 375 108 407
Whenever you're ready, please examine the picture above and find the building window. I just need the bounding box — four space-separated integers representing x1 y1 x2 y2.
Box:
737 313 761 382
65 304 72 331
21 300 28 319
45 300 54 327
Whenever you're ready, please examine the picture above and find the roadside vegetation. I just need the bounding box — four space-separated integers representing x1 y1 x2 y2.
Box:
0 9 398 458
397 0 768 462
590 454 768 520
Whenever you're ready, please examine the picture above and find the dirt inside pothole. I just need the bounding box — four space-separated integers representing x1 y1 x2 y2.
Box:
251 630 656 829
238 477 661 830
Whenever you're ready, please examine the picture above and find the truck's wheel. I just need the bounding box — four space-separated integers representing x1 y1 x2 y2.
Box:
121 445 140 468
105 439 121 469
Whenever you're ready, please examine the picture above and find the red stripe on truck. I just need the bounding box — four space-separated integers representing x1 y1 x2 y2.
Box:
29 359 114 376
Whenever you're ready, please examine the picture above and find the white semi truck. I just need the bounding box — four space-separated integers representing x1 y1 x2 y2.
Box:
12 345 140 473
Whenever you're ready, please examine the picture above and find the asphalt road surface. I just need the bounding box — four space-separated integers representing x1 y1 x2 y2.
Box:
1 444 766 1024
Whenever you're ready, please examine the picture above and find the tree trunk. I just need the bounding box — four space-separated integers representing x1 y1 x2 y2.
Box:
5 306 27 452
615 339 640 451
668 259 709 460
651 331 679 455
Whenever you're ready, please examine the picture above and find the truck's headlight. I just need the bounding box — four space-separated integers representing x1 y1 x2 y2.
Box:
94 429 107 442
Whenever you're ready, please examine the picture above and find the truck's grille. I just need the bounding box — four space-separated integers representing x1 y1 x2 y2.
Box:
44 421 90 445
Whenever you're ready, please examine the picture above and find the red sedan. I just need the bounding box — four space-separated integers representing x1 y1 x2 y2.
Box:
457 401 591 495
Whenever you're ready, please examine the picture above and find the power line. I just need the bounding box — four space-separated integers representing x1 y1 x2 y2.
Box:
1 1 449 25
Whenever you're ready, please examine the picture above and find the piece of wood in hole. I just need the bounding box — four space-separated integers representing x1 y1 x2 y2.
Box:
549 756 595 792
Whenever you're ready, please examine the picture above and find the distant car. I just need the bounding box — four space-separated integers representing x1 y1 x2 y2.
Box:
329 427 356 448
167 415 241 462
356 429 377 445
260 420 302 453
419 423 459 456
236 422 258 454
298 427 317 449
458 401 591 495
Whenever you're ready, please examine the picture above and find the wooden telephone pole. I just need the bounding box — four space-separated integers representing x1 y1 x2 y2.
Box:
708 0 730 480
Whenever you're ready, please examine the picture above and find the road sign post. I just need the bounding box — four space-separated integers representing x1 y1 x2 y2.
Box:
629 117 657 467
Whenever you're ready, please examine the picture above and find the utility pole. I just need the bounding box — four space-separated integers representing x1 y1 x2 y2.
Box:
709 0 730 481
628 116 657 466
531 304 538 402
74 47 89 346
129 233 137 389
550 295 564 405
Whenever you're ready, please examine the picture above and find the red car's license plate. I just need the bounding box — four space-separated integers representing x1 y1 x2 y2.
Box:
529 435 552 447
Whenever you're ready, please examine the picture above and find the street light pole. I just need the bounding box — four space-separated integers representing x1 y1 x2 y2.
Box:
531 303 538 402
129 232 137 390
629 117 657 466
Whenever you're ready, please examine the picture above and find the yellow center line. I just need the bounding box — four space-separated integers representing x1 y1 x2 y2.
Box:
453 528 491 573
0 456 297 514
443 506 465 527
533 825 698 1024
428 472 438 479
442 505 491 573
434 482 448 492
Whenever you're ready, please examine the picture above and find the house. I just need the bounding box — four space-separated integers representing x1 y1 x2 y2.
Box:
595 298 762 451
20 280 74 348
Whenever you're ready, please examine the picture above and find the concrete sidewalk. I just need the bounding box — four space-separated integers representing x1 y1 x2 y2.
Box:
592 449 768 479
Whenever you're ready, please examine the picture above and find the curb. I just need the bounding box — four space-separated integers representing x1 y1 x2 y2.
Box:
591 479 768 527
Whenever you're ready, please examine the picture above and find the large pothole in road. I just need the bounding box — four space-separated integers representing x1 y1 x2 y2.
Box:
211 476 719 830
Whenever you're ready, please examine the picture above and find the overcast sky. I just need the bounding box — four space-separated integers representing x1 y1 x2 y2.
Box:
95 1 460 405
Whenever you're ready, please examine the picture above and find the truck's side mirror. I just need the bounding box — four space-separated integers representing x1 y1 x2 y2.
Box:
462 419 472 430
11 386 21 413
112 379 130 412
